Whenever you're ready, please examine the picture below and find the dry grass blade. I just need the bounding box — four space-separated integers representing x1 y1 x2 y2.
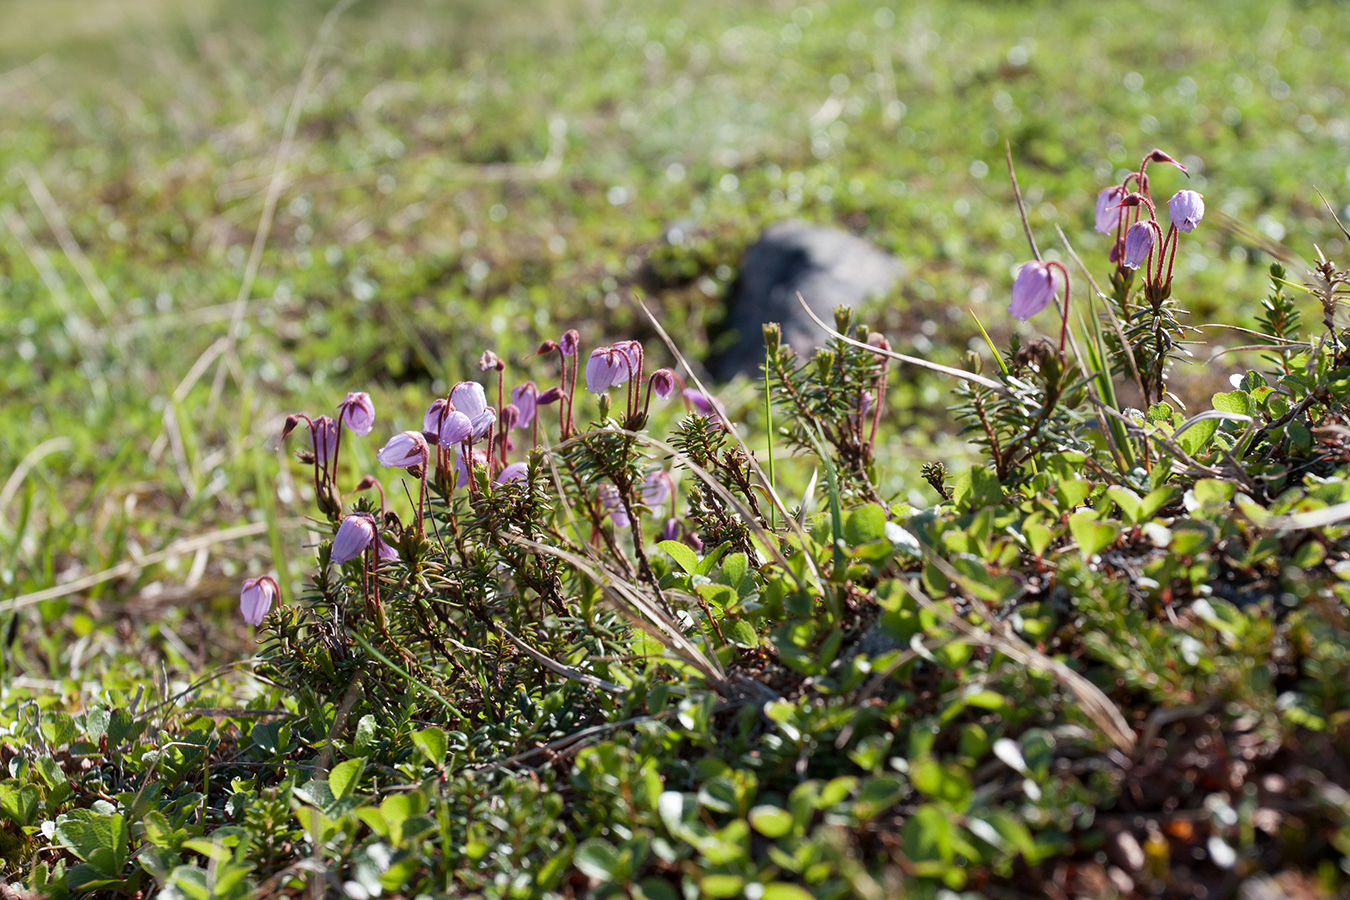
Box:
0 436 73 526
633 293 823 587
1007 140 1041 262
794 294 1011 394
208 0 359 419
920 550 1136 752
16 162 130 363
498 627 626 694
8 517 308 611
900 569 1136 755
607 428 804 592
498 533 730 693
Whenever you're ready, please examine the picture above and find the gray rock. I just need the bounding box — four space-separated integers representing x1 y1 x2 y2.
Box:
714 220 902 379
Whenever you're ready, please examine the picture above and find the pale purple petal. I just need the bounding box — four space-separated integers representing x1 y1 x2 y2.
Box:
453 449 487 488
650 369 675 400
585 348 622 393
641 470 670 506
511 383 537 428
1168 190 1205 233
451 381 488 419
1008 261 1060 321
331 515 376 564
1122 223 1155 270
496 462 528 484
375 536 399 561
376 431 428 468
423 398 449 436
309 416 338 467
340 392 375 436
683 389 725 417
560 329 580 358
239 577 276 626
439 410 473 445
1093 186 1125 234
599 483 630 528
469 409 496 441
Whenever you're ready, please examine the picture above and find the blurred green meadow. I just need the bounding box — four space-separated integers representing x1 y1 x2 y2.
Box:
2 0 1348 695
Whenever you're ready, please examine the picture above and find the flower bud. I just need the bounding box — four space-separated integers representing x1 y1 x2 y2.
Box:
537 386 564 405
331 515 376 564
650 369 676 400
762 322 781 352
281 414 301 441
500 404 521 432
560 329 580 358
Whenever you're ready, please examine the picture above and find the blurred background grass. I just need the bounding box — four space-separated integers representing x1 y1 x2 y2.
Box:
1 0 1347 685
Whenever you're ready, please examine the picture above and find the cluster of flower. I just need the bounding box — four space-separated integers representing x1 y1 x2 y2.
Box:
239 331 727 625
1007 148 1206 347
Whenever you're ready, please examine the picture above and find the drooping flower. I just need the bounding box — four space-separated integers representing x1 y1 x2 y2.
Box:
439 410 473 445
650 369 675 400
331 515 376 564
423 399 449 436
1008 261 1062 321
613 340 642 380
450 381 488 419
586 347 626 393
496 461 528 484
537 386 563 405
1122 222 1155 270
376 431 429 469
339 392 375 435
599 482 630 528
511 383 538 428
478 350 503 371
683 388 726 417
375 536 399 561
559 329 580 358
641 470 671 506
309 415 338 467
239 576 278 626
469 409 496 441
1094 185 1126 234
660 518 682 543
1168 190 1205 233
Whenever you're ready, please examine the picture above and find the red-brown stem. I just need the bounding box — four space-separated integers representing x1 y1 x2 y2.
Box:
331 404 348 493
1047 261 1073 354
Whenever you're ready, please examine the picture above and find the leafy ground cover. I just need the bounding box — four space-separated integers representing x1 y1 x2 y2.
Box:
3 0 1350 897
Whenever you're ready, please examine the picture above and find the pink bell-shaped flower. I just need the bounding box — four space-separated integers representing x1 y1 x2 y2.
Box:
1008 261 1061 321
450 381 488 419
376 431 428 469
511 383 538 428
339 392 375 435
1168 190 1205 233
1093 186 1125 234
239 576 279 626
331 515 376 564
1122 222 1155 270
